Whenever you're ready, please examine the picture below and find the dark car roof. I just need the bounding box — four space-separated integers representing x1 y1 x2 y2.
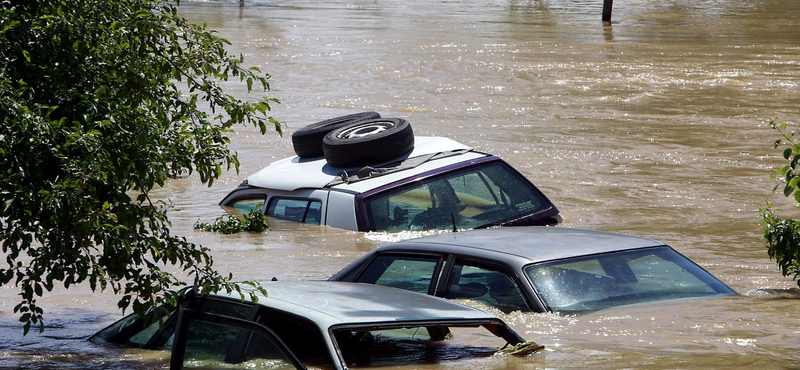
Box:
377 226 665 267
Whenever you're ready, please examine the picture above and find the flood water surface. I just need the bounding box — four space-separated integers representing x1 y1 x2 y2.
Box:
2 0 800 368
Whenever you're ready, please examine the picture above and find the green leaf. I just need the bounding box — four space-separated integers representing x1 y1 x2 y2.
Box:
118 295 131 310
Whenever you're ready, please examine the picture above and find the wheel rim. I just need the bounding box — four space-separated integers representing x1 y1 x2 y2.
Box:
336 121 394 139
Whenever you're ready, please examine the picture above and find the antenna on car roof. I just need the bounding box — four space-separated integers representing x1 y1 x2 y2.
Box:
451 213 457 233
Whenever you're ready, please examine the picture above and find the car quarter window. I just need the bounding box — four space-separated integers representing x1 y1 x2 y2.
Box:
445 263 529 313
354 255 443 295
363 161 552 231
267 198 322 224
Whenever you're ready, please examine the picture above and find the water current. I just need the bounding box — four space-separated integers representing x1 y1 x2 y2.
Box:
2 0 800 368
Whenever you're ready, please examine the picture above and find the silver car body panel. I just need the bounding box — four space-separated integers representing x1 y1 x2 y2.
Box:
208 281 526 370
324 191 357 230
386 226 664 266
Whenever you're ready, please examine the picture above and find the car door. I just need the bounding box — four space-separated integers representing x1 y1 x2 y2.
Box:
170 308 307 370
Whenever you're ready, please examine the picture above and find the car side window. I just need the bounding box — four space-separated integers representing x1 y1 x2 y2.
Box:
89 295 255 350
173 310 306 370
255 309 333 368
229 198 265 213
267 198 322 225
354 256 442 294
446 264 528 313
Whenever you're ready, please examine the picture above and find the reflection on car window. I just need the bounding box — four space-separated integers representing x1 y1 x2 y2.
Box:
446 264 528 313
354 256 440 294
255 310 332 369
267 198 322 225
364 162 550 231
231 198 265 213
526 246 734 313
334 326 504 368
179 315 302 370
88 304 177 349
90 296 255 350
189 298 253 319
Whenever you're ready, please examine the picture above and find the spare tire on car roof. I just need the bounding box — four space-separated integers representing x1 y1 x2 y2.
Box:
322 118 414 168
291 112 381 158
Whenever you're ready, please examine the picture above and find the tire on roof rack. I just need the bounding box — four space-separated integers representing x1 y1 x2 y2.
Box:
323 118 414 168
291 112 381 158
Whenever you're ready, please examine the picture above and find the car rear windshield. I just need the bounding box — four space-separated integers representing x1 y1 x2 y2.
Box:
525 246 735 313
364 161 552 231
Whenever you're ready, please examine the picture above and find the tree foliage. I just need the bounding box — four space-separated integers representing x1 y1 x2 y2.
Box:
0 0 278 334
761 118 800 287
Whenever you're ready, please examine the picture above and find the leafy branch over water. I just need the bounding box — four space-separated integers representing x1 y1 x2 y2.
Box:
195 207 268 234
761 118 800 287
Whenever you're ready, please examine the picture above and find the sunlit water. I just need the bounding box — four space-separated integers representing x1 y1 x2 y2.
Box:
3 0 800 368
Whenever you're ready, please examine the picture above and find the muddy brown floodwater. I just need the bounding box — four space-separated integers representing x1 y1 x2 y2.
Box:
2 0 800 369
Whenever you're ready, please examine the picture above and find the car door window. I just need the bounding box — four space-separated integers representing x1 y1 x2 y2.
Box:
267 198 322 224
445 264 528 313
354 256 442 294
172 310 306 370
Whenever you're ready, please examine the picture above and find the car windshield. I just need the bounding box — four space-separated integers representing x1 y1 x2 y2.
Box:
525 246 735 313
364 161 552 231
333 325 513 368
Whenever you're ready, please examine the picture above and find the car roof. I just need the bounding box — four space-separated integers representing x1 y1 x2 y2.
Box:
377 226 665 266
215 281 504 329
246 136 479 192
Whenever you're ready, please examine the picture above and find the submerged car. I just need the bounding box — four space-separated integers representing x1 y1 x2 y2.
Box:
90 281 537 370
331 227 736 314
219 112 560 232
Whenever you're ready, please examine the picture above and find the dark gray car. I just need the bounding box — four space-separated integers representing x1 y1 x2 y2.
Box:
331 227 735 314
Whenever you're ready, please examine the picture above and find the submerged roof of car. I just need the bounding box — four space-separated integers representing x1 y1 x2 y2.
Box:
380 226 665 265
218 281 506 328
246 136 480 192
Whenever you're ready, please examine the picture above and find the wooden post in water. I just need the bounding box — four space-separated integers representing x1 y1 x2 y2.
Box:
602 0 613 23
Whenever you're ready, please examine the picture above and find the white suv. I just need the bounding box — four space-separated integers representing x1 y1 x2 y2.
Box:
219 113 561 232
